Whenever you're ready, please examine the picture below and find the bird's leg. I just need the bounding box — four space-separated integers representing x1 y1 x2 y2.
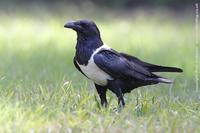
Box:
108 81 125 108
109 87 125 108
95 84 108 107
118 96 125 108
116 89 125 108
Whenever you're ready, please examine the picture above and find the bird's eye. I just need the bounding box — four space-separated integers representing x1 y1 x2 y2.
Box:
81 23 88 27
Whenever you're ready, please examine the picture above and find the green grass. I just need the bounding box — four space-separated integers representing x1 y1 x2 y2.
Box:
0 5 199 132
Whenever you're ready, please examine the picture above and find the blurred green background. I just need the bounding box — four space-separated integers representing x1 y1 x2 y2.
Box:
0 0 196 8
0 0 199 133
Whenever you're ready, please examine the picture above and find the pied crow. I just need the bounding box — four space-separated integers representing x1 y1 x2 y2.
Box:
64 20 183 108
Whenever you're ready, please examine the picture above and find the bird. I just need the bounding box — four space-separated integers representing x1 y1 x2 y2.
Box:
64 20 183 108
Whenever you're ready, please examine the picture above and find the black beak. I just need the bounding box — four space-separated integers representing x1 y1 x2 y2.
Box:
64 21 75 28
64 21 82 31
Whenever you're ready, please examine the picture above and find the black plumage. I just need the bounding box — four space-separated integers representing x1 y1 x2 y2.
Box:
64 20 183 107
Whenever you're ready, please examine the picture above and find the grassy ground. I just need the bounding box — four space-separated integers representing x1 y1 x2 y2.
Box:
0 4 199 132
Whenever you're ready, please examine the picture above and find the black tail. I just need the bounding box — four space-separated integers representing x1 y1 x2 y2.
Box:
148 65 183 73
157 77 173 84
147 77 173 84
149 74 174 84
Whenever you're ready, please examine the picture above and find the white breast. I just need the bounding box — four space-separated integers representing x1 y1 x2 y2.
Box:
77 45 113 86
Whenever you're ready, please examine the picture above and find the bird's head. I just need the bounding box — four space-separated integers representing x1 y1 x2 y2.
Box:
64 20 100 38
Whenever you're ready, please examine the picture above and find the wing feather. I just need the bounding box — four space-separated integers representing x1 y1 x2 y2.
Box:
94 50 152 81
120 53 183 73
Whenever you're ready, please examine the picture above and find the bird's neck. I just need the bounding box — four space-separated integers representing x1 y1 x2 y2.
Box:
75 34 103 65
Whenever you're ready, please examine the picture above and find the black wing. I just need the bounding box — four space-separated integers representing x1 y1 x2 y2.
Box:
93 49 153 81
120 53 183 73
73 57 87 77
